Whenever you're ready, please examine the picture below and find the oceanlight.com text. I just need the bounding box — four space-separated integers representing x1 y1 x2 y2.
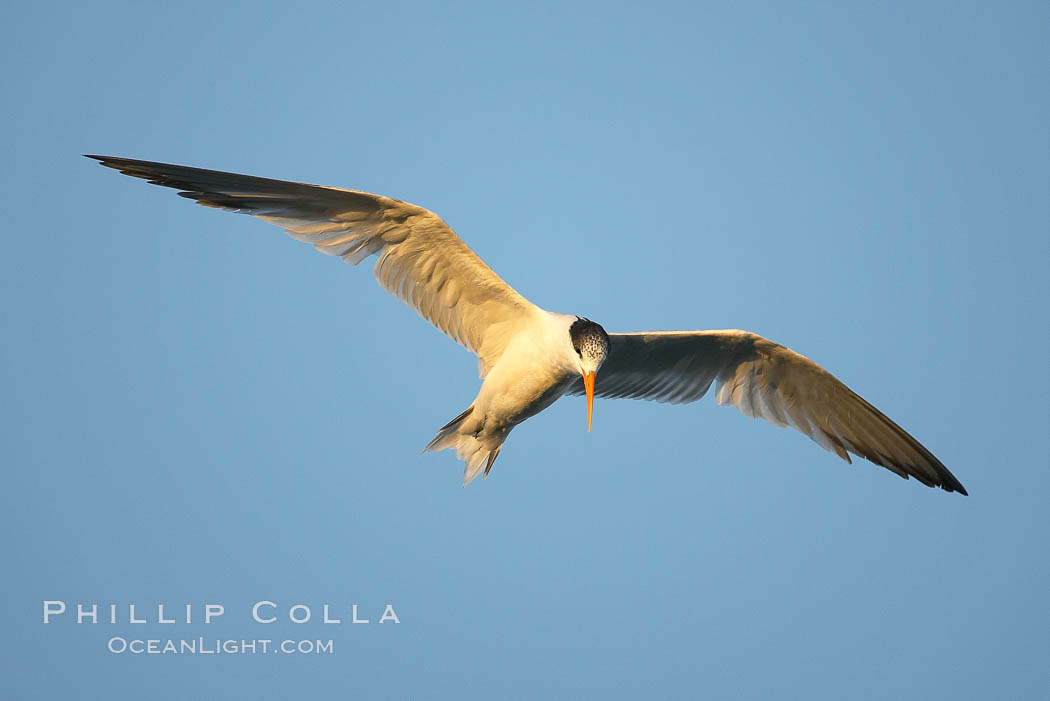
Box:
107 637 334 655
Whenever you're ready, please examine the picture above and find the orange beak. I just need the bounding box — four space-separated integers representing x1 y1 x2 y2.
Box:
583 370 595 432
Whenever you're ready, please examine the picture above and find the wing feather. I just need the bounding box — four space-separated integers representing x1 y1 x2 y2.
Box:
88 155 539 371
567 329 966 494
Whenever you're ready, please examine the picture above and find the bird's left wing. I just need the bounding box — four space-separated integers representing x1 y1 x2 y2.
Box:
87 155 540 373
566 330 967 494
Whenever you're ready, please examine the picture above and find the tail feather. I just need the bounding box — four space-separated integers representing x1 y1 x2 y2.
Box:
437 405 474 432
460 440 504 486
483 447 502 477
423 405 474 453
423 406 507 486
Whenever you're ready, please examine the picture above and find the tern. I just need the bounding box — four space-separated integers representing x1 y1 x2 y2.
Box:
88 155 966 494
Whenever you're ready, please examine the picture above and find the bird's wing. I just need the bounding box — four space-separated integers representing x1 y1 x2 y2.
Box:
88 155 541 372
566 330 966 494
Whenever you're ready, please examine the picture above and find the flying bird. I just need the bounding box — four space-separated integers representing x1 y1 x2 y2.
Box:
88 155 967 494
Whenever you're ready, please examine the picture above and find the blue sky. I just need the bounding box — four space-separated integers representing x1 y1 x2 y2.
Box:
3 1 1047 699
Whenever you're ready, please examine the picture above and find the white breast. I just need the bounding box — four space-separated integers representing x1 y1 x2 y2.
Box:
472 311 580 427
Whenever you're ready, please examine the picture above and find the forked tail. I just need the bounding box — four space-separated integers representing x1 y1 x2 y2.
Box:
423 405 506 486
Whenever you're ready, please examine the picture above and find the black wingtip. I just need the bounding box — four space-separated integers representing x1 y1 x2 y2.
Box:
85 154 122 169
85 154 155 169
937 470 968 496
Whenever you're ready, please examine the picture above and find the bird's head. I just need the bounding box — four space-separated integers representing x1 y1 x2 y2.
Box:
569 317 610 432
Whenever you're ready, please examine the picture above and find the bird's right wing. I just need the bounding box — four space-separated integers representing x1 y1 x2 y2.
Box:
567 330 966 494
88 155 541 373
